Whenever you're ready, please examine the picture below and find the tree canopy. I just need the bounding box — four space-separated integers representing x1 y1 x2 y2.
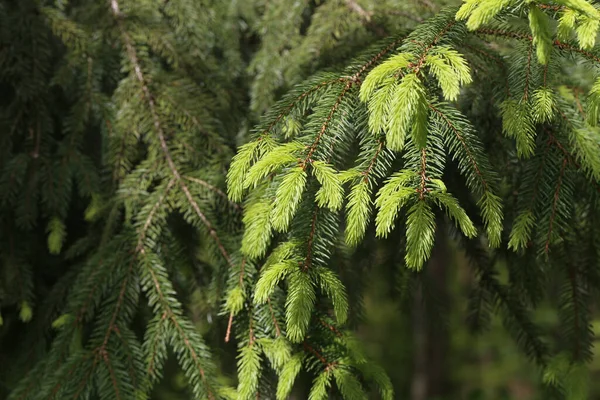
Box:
2 0 600 399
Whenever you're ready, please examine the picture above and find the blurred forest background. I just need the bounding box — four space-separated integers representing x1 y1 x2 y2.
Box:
1 0 600 399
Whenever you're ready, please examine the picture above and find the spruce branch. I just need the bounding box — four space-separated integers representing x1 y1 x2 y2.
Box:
428 104 489 191
303 82 354 169
184 175 242 211
545 157 568 254
476 28 600 64
109 0 232 267
524 42 534 101
136 178 177 251
363 139 385 182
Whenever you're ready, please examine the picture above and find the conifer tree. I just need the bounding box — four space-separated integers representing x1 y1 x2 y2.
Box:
3 0 600 399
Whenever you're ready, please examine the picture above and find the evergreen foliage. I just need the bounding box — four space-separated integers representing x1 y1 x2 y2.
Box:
3 0 600 399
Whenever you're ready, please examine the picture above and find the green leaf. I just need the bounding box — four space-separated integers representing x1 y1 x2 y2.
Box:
228 138 272 201
19 301 33 323
84 193 103 222
366 78 396 136
554 0 600 19
431 191 477 238
345 180 372 247
225 286 246 315
529 5 552 65
244 141 304 191
543 352 570 387
241 199 273 259
500 99 536 158
276 353 304 400
576 16 599 50
271 167 307 232
313 161 344 211
387 73 428 151
479 191 504 247
405 201 436 270
47 217 66 255
570 126 600 181
543 353 590 400
355 363 394 400
339 169 362 183
587 77 600 126
532 88 555 123
557 8 577 40
426 47 472 101
285 270 316 343
261 337 292 372
430 178 447 193
237 345 262 400
308 369 333 400
312 266 348 325
51 313 74 329
456 0 483 21
333 368 367 400
375 170 417 238
359 53 414 102
508 210 535 251
460 0 518 31
283 116 302 139
254 259 298 305
564 362 590 400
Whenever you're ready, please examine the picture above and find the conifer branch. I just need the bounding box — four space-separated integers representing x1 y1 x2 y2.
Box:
408 20 457 73
538 4 565 12
102 261 134 349
147 311 168 375
526 139 553 210
545 157 568 254
226 258 247 343
303 342 335 369
524 42 533 101
102 351 122 400
363 140 385 182
462 42 510 96
137 178 177 250
76 262 109 324
110 0 232 267
418 148 428 200
304 82 354 168
476 28 600 64
140 251 214 398
73 357 97 399
112 326 139 387
267 297 282 337
263 79 349 138
428 104 488 190
319 318 343 338
546 125 600 193
171 315 213 398
303 206 320 272
572 88 586 118
184 175 241 211
351 37 406 81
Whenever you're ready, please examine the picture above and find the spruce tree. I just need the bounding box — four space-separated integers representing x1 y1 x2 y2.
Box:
3 0 600 399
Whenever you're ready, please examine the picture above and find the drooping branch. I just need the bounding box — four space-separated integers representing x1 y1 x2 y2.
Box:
109 0 233 267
